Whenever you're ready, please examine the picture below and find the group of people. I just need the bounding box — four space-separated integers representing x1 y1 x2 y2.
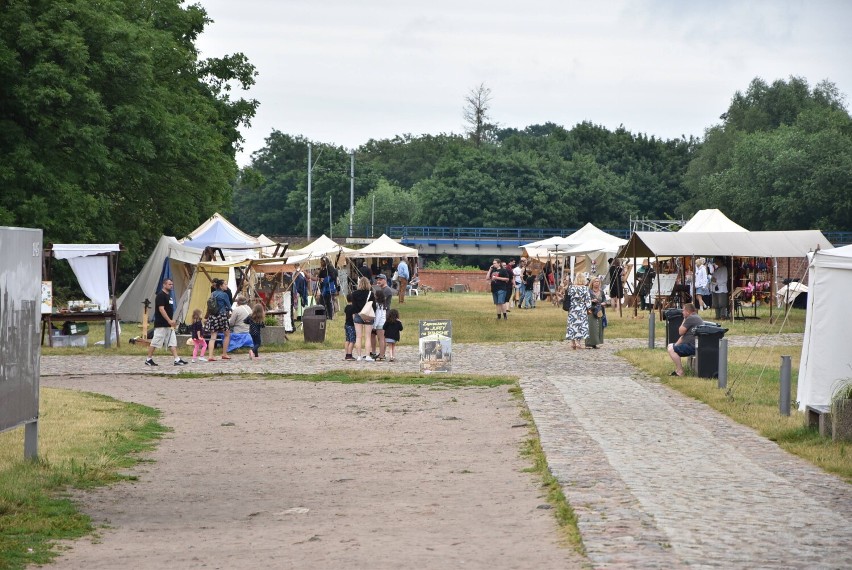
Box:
487 258 542 319
144 277 267 367
345 274 404 362
560 274 608 350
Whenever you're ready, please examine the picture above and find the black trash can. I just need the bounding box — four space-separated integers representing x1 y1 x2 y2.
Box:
694 324 728 378
664 308 683 345
302 305 327 343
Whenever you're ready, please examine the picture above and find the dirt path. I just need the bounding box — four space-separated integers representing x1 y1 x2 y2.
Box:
41 373 583 569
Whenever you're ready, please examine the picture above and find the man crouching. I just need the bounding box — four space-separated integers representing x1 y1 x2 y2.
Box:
667 303 703 377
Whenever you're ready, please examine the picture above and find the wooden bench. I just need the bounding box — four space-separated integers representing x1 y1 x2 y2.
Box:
805 405 832 438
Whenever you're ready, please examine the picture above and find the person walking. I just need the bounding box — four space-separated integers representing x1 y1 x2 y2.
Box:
565 273 592 350
318 256 338 320
694 258 710 311
145 278 188 366
189 309 208 363
710 258 730 319
608 259 624 313
585 278 607 349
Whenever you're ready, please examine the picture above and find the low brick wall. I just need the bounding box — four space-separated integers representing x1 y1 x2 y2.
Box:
419 269 490 293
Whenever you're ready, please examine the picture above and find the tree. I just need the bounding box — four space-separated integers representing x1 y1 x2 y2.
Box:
462 82 497 146
0 0 257 275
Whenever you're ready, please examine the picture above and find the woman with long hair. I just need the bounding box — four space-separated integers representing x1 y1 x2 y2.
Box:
350 276 376 361
565 273 592 350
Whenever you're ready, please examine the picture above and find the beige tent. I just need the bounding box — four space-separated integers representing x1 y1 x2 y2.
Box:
347 234 418 258
679 209 748 233
286 234 354 267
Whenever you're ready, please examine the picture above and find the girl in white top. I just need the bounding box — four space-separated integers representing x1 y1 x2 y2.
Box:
694 258 710 311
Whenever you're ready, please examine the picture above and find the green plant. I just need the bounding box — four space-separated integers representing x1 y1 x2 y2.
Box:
831 379 852 404
425 256 481 271
264 315 278 326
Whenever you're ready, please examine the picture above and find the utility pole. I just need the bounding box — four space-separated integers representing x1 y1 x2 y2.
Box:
371 194 375 237
307 143 312 240
349 150 355 238
329 196 332 238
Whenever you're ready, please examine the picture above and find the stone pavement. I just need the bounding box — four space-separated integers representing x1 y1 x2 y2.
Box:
41 333 851 569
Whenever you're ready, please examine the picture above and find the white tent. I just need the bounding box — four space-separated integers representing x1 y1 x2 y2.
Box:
286 234 355 267
520 236 576 260
558 223 628 256
181 212 260 250
679 209 748 233
797 244 852 411
347 234 418 258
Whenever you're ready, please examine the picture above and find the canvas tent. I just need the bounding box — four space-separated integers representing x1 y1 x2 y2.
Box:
286 234 355 267
797 244 852 411
181 212 260 250
678 209 748 233
619 230 832 259
347 234 418 258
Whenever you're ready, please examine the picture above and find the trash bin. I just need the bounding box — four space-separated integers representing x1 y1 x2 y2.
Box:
694 324 728 378
664 308 683 345
302 305 327 343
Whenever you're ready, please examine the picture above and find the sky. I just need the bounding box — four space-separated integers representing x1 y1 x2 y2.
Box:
194 0 852 166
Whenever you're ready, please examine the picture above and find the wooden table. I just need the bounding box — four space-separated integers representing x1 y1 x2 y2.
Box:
42 311 121 347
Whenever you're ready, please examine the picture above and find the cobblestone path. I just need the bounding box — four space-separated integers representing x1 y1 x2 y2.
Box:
41 333 851 569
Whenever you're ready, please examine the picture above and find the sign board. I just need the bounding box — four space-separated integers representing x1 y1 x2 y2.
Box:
0 227 42 434
41 281 52 314
419 319 452 373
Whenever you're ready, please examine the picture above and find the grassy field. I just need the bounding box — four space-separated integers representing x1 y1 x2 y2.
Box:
43 292 807 356
620 346 851 482
0 390 167 569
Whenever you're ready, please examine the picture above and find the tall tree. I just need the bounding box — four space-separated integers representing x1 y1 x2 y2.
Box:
0 0 257 272
462 82 497 147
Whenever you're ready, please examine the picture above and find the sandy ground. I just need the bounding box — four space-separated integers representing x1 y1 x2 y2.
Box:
41 374 584 569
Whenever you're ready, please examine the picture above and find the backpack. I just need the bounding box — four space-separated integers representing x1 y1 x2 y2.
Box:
207 293 219 316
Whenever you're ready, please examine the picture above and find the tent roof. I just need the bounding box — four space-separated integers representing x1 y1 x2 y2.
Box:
679 209 748 233
182 213 260 249
559 223 627 255
620 230 833 259
810 243 852 269
51 244 121 259
347 234 419 258
287 234 354 257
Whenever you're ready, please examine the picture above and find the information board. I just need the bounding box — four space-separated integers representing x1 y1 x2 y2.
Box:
419 319 452 373
0 227 42 434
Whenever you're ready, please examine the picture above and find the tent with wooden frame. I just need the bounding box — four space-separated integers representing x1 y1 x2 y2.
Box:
181 212 261 251
618 229 833 317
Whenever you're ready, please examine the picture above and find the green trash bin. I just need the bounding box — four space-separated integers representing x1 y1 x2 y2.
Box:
302 305 327 343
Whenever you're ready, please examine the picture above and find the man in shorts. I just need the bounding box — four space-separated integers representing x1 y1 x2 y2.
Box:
667 303 703 377
145 278 188 366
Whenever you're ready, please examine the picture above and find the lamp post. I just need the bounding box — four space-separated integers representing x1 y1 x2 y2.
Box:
350 150 355 238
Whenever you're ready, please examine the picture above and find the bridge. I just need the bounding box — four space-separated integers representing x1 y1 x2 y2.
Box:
342 226 852 257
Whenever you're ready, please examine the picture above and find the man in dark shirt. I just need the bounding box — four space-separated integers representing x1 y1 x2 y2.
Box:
667 303 703 377
145 278 188 366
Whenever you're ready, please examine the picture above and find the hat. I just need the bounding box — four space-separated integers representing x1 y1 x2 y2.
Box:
376 273 387 280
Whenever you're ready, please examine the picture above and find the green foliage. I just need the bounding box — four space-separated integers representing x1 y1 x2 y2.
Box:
0 0 257 281
332 179 421 236
424 256 481 271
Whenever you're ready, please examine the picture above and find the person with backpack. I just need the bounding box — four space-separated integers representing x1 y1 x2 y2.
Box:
206 278 232 360
317 256 337 320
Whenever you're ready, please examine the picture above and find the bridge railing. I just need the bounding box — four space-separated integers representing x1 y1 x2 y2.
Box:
349 226 849 245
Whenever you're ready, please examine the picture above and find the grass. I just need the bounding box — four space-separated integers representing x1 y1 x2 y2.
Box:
43 293 807 356
0 389 167 570
512 386 586 554
166 369 515 388
620 345 852 482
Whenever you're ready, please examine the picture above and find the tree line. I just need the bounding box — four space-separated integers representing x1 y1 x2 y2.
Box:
232 77 851 238
1 1 849 292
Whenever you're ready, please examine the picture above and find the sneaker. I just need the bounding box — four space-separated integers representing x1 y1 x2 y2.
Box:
174 359 189 366
364 355 375 362
191 359 196 363
375 356 385 361
389 357 395 362
145 358 158 367
345 355 356 361
369 352 378 359
198 357 208 362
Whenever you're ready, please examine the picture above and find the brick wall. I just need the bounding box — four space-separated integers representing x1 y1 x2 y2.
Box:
776 257 810 285
418 269 490 292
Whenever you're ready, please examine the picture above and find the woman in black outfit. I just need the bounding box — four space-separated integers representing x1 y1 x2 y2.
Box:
350 276 376 360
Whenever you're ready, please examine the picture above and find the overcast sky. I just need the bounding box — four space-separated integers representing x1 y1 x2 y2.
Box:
194 0 852 166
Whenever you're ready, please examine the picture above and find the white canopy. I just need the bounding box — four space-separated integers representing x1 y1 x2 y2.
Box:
679 209 748 233
286 234 355 266
798 244 852 410
520 236 576 259
181 212 260 250
620 230 832 259
51 244 121 309
347 234 418 258
558 223 627 256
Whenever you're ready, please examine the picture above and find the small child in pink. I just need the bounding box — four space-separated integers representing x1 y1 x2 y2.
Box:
190 309 208 362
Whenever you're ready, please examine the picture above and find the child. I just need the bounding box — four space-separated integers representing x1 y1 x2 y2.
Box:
190 309 208 363
383 309 403 362
343 293 356 361
244 303 265 360
371 289 387 361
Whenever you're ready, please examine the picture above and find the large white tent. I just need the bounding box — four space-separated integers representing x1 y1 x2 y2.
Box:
347 234 418 258
181 212 260 250
679 209 748 233
797 244 852 411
